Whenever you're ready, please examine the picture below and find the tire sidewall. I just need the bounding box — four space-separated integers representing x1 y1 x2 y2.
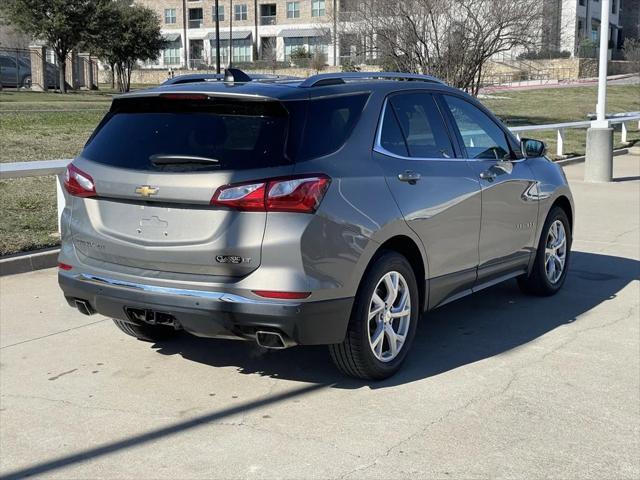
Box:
536 207 572 293
352 251 420 378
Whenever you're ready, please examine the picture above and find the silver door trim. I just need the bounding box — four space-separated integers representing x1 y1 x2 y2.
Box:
374 97 466 162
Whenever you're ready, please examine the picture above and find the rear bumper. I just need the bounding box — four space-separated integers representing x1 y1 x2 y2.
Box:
58 271 353 345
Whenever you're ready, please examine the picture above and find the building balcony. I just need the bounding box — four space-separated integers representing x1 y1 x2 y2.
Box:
188 20 204 29
260 15 277 25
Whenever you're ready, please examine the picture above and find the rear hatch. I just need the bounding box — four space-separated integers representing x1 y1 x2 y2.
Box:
69 93 296 277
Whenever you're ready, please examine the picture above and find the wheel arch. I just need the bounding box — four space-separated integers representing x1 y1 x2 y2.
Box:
373 235 428 313
551 195 573 232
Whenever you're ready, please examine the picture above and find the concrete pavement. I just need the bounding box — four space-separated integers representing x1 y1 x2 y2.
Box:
1 155 639 479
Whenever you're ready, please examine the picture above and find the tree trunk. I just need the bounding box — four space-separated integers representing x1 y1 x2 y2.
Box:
110 62 115 89
57 53 67 94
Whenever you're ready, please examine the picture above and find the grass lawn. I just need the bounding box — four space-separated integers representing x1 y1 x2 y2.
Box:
481 85 640 158
1 84 639 256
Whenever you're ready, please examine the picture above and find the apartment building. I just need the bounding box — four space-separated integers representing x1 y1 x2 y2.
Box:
137 0 342 68
544 0 626 57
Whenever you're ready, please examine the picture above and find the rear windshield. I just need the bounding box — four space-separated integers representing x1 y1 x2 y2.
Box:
82 93 369 171
82 97 290 171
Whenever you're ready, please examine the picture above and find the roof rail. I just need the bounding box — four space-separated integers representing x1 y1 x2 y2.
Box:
299 72 445 88
162 69 300 86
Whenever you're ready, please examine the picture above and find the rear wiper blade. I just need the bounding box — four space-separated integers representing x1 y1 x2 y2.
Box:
150 154 220 165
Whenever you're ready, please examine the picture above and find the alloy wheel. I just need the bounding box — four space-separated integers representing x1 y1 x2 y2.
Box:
545 219 567 284
367 271 411 362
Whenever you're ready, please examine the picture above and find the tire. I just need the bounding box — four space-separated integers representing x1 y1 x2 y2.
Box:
21 75 31 89
329 251 419 380
518 206 571 296
112 318 178 342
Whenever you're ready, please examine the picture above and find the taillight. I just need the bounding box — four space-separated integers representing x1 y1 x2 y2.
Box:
211 182 266 211
64 164 96 197
211 175 330 213
58 262 73 271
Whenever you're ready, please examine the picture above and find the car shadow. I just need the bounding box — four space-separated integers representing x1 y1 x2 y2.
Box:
151 251 639 389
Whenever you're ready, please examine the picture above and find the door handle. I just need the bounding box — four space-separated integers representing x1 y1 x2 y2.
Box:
398 171 421 184
479 170 497 181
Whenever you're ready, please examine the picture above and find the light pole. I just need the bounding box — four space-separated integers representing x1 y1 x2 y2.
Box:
584 0 613 182
182 0 189 69
214 0 221 73
229 0 233 68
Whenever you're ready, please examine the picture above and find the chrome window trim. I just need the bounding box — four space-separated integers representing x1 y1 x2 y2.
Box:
76 273 294 306
373 96 465 163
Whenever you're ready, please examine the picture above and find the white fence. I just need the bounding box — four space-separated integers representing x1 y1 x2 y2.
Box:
510 115 640 157
1 115 639 234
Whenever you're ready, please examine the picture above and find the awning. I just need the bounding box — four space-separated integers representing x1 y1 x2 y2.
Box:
163 33 181 42
278 28 328 38
205 30 252 41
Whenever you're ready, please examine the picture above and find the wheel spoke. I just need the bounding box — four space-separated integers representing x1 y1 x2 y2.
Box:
385 325 398 358
383 272 399 305
370 325 384 350
369 303 384 320
390 290 410 318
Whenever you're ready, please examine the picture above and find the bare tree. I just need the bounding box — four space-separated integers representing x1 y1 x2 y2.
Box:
338 0 545 95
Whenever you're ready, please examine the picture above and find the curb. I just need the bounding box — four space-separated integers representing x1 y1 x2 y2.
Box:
0 247 59 277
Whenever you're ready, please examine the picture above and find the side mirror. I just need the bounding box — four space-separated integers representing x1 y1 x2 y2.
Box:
520 138 546 158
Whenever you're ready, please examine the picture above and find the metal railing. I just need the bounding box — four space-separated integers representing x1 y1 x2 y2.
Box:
260 15 277 25
510 115 640 157
0 114 639 234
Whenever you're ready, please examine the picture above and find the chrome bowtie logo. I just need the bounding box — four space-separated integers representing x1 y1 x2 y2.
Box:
135 185 159 197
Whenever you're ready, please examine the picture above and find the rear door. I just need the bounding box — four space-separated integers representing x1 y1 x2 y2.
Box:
70 94 295 277
439 93 539 283
374 91 482 308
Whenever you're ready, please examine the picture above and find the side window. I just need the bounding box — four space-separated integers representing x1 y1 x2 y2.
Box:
379 103 409 157
388 93 454 159
294 93 369 160
443 95 512 160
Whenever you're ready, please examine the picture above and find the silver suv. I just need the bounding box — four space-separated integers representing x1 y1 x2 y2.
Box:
58 70 574 379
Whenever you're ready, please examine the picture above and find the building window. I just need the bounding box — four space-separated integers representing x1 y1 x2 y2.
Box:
308 37 328 57
213 5 224 21
284 37 304 60
164 40 181 65
210 38 252 64
234 4 248 21
233 39 252 62
611 0 617 13
188 8 203 28
164 8 176 24
260 4 277 24
312 0 325 17
579 0 585 5
287 2 300 18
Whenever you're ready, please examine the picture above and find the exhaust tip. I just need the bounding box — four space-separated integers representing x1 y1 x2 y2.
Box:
255 330 288 349
75 299 94 316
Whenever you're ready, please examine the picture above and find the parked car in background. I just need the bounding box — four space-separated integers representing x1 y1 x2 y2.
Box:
58 70 574 380
0 53 60 89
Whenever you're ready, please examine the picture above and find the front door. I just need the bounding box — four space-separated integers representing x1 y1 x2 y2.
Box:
439 94 539 284
374 91 482 308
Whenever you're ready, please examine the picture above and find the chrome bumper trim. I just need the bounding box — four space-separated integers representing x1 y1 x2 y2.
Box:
76 273 291 306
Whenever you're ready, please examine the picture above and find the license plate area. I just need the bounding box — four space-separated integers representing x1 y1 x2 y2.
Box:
125 307 177 327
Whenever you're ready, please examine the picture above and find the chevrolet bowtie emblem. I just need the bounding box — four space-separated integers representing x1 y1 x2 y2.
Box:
135 185 159 197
